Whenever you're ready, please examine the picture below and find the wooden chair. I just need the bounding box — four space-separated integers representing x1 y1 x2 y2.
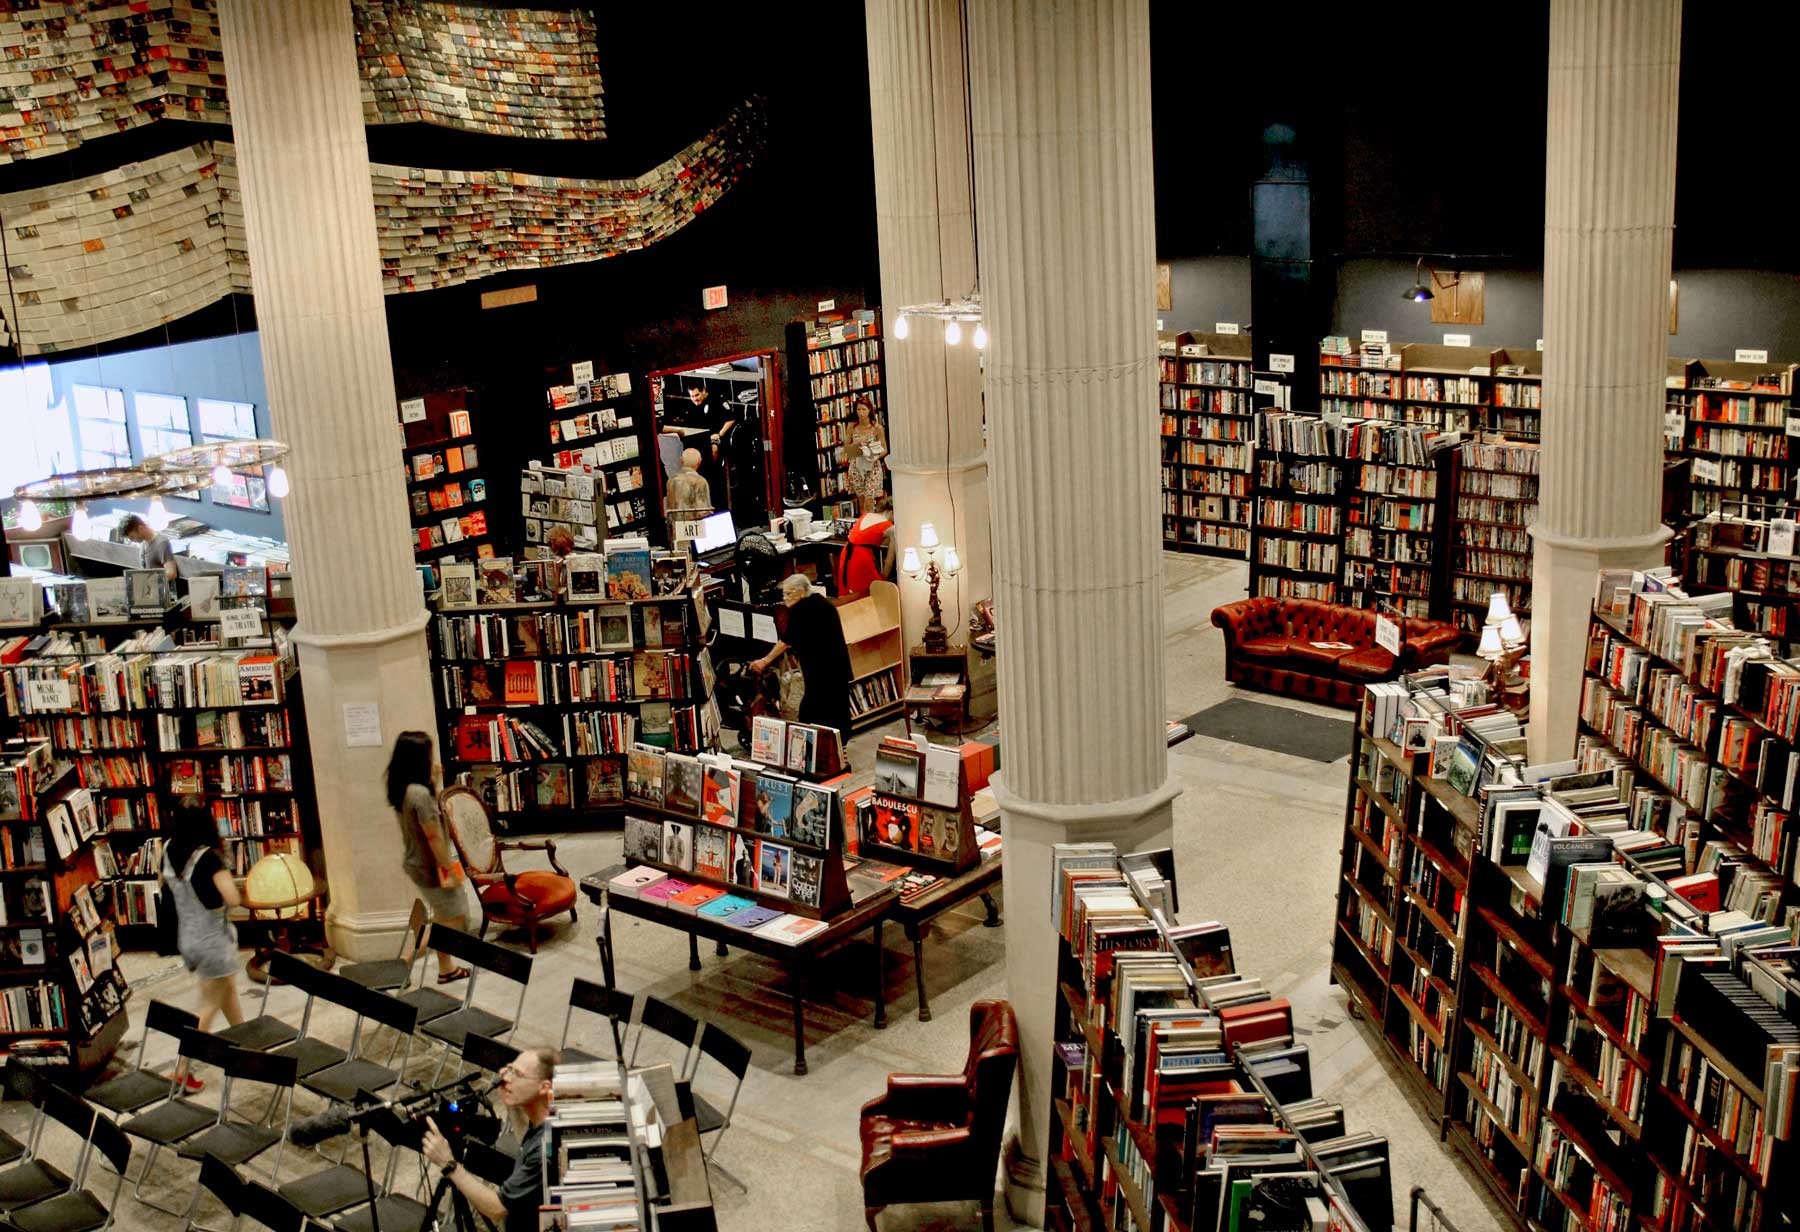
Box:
438 786 577 953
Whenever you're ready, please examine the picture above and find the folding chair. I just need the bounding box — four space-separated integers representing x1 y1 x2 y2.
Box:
243 1174 318 1232
688 1022 751 1192
337 900 429 993
194 1153 245 1232
120 1029 229 1209
268 955 352 1080
0 1070 72 1212
329 1108 430 1232
177 1047 297 1176
0 1061 42 1168
459 1032 514 1079
627 995 701 1073
85 1000 198 1115
391 924 464 1029
559 977 635 1065
302 986 417 1107
415 928 532 1085
6 1086 131 1232
217 965 300 1054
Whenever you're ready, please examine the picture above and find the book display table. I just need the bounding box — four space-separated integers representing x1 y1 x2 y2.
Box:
880 853 1002 1022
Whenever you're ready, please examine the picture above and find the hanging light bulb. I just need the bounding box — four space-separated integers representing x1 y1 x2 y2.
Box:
892 314 909 340
17 500 41 532
70 505 92 540
146 496 171 532
972 323 988 350
943 319 962 346
211 461 234 487
267 465 290 498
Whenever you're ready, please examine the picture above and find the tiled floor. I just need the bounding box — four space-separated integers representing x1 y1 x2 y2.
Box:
10 553 1513 1231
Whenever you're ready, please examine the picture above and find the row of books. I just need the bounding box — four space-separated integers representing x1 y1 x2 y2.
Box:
625 744 839 850
620 820 829 913
432 600 700 661
0 645 285 716
437 651 704 709
542 1060 643 1226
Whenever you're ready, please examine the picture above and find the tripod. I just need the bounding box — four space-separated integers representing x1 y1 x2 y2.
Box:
420 1142 494 1232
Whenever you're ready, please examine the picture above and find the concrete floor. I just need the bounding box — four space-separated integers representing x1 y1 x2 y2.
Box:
9 553 1513 1232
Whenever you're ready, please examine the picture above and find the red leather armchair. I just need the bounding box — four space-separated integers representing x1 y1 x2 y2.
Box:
860 999 1019 1232
1211 597 1461 706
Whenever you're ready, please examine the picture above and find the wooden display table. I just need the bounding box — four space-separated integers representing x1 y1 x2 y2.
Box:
880 853 1003 1022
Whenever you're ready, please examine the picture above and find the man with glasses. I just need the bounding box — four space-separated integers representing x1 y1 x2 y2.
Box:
421 1047 559 1231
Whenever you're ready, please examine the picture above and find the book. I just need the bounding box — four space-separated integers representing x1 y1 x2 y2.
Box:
639 878 691 905
667 884 725 915
662 754 703 817
790 853 824 908
756 840 792 897
124 569 166 617
604 541 652 599
701 761 739 826
874 742 924 799
789 783 833 849
729 834 758 887
660 821 693 871
921 742 962 808
698 893 755 920
582 760 623 807
534 763 571 809
750 716 786 766
723 903 783 931
89 579 129 623
785 724 816 773
752 773 794 838
622 816 662 864
692 827 729 882
753 914 828 946
625 745 664 806
565 555 606 602
607 867 666 899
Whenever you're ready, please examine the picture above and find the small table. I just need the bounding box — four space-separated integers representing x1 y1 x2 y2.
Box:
904 644 971 738
880 855 1003 1022
584 875 892 1076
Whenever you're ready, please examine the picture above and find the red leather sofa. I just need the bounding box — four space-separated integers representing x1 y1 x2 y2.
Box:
1211 597 1461 707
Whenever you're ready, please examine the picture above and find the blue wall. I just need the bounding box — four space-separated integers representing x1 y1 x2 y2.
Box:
46 333 281 541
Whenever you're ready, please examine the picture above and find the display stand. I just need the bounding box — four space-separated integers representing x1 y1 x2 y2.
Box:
397 387 490 566
856 736 978 876
544 361 651 538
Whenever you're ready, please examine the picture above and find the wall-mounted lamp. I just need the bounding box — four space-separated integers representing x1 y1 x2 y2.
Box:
1403 257 1434 304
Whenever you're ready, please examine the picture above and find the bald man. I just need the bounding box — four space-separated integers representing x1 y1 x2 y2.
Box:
664 447 713 516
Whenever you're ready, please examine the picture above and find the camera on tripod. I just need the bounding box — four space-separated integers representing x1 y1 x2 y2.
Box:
289 1071 502 1150
409 1081 498 1146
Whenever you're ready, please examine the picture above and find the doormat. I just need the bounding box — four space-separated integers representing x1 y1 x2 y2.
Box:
1179 698 1353 763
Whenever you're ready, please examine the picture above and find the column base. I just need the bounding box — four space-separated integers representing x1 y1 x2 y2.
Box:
326 906 416 963
1527 527 1670 764
1002 1130 1046 1227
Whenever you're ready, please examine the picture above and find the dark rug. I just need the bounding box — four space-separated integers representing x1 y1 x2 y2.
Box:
1179 698 1354 763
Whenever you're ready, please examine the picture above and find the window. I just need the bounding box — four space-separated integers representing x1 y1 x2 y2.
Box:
134 392 192 460
73 384 129 470
195 398 268 512
0 364 74 495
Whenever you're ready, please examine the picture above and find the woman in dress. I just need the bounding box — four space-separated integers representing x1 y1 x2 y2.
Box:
161 799 244 1037
844 396 888 504
836 492 894 596
386 731 472 983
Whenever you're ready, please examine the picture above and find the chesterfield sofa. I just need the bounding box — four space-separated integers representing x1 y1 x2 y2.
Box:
1211 597 1462 706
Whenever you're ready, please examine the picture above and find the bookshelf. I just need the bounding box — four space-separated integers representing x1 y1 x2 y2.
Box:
1398 343 1494 435
833 580 902 730
1672 358 1797 521
1158 330 1254 559
1319 337 1404 426
0 744 130 1072
429 586 722 831
544 364 652 538
1340 422 1453 621
1249 412 1354 603
398 388 490 566
785 308 884 506
1683 510 1800 652
1451 440 1539 639
1488 349 1543 441
522 462 607 555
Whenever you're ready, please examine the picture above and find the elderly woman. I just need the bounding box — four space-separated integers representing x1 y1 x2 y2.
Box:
751 574 853 741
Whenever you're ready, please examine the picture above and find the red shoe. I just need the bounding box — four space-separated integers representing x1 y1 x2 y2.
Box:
173 1072 205 1094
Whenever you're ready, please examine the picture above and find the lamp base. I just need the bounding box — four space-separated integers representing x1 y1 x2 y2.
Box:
921 619 950 655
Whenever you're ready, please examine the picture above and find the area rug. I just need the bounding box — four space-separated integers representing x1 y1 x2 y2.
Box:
1179 698 1354 763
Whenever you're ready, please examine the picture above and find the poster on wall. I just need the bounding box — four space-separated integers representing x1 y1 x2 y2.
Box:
211 465 270 513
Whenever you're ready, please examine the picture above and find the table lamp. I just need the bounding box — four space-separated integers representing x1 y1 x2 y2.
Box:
903 523 962 654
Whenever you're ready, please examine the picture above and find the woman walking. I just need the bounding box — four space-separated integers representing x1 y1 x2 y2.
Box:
161 798 244 1040
387 731 472 983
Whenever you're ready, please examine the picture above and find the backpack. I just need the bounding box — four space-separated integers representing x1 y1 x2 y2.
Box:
152 850 198 959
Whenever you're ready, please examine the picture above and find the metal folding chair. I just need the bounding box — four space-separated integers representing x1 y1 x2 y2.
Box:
5 1086 131 1232
559 977 635 1065
85 1000 198 1115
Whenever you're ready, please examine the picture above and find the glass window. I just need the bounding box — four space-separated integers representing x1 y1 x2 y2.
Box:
196 398 256 442
72 384 129 470
134 392 191 460
0 364 74 495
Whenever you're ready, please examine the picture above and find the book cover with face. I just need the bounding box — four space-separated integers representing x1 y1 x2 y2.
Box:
755 776 793 838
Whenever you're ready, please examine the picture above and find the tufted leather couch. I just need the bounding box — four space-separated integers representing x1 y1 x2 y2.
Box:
860 999 1018 1232
1211 597 1461 707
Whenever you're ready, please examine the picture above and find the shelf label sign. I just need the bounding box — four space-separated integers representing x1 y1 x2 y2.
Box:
571 360 594 384
1444 333 1472 347
1215 322 1240 335
1736 348 1770 365
1374 615 1402 656
1361 329 1388 344
817 298 836 313
398 397 427 423
1536 338 1544 352
1665 410 1686 438
702 285 729 311
26 679 69 711
1156 317 1165 330
1786 416 1800 437
220 607 264 639
1254 380 1281 396
1269 353 1295 373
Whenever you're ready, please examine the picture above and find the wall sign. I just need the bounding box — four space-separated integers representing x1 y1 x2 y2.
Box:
1444 333 1472 347
219 607 264 639
571 360 594 383
1374 615 1401 656
399 397 427 423
1361 329 1388 344
1737 348 1770 365
702 285 729 310
817 298 835 313
343 703 383 749
1215 322 1240 335
1269 353 1295 373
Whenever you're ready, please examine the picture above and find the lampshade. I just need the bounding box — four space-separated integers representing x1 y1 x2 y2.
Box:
901 546 922 576
1477 625 1504 659
1403 256 1435 303
919 522 940 550
943 319 962 346
244 851 315 920
943 545 961 575
1485 592 1512 625
1500 615 1524 645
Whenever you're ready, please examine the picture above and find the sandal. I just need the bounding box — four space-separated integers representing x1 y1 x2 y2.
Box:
438 966 471 985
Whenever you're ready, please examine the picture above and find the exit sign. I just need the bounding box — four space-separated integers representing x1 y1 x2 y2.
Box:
702 285 729 311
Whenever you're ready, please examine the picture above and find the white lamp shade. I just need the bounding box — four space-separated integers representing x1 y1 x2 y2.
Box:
1500 615 1524 645
943 545 961 574
918 522 940 550
901 546 921 576
1477 625 1503 658
267 465 290 498
1485 592 1512 624
16 501 40 532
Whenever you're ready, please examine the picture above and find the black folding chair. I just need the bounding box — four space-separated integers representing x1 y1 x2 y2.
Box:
174 1048 298 1228
302 986 417 1107
628 995 701 1074
120 1029 229 1210
338 900 429 993
5 1086 131 1232
0 1074 76 1214
689 1021 751 1189
85 1000 197 1115
217 964 300 1054
195 1153 245 1232
416 928 531 1085
329 1108 429 1232
559 977 634 1064
0 1061 43 1169
268 955 353 1080
459 1032 514 1079
243 1173 319 1232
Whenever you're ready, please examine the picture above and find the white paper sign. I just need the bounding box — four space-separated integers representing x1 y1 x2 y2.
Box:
817 298 836 313
1374 614 1402 656
1444 333 1472 347
1737 349 1770 365
750 613 779 644
1536 338 1544 352
1361 329 1388 344
716 607 746 638
1664 410 1686 437
1771 519 1798 557
1786 417 1800 437
219 607 264 639
571 360 595 383
1156 317 1165 330
1254 380 1281 396
399 397 427 423
1269 353 1295 374
342 702 383 749
1215 322 1240 335
1322 410 1345 429
26 679 70 711
1692 457 1722 484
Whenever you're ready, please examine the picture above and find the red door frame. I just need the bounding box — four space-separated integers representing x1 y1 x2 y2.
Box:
644 347 784 514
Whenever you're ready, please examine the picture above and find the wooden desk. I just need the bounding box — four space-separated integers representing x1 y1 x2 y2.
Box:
881 854 1003 1022
583 875 893 1075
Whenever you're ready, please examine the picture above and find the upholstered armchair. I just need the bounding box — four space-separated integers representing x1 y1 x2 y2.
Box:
439 786 578 953
860 999 1019 1232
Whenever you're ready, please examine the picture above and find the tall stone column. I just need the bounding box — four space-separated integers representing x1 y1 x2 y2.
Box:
968 1 1177 1222
220 0 436 959
865 0 991 649
1528 0 1680 764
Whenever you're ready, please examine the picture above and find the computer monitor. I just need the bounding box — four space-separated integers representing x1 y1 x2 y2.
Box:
690 511 737 558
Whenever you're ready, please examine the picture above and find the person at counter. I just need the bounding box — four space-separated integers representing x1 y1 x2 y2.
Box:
119 513 178 583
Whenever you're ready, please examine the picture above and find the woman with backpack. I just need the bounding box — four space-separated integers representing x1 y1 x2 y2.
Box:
160 798 245 1057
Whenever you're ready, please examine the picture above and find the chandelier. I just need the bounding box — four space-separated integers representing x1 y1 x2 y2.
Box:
893 291 985 349
11 438 291 534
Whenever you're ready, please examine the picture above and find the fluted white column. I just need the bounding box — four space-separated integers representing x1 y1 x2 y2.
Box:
220 0 436 959
866 0 991 647
969 1 1177 1222
1528 0 1680 763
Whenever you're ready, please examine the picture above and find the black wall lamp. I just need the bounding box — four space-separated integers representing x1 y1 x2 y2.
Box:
1403 257 1434 303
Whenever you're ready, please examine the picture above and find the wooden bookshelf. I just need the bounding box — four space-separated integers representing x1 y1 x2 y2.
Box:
542 362 652 539
1158 330 1254 559
1487 348 1542 441
1451 439 1538 639
786 308 885 506
1398 343 1494 436
1340 423 1453 621
1672 357 1797 521
1249 411 1354 602
398 387 490 567
834 580 902 730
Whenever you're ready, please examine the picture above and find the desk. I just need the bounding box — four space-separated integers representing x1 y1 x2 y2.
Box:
881 855 1003 1022
583 876 892 1075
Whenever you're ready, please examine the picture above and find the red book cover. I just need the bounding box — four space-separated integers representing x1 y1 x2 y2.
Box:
503 662 538 706
454 717 494 763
